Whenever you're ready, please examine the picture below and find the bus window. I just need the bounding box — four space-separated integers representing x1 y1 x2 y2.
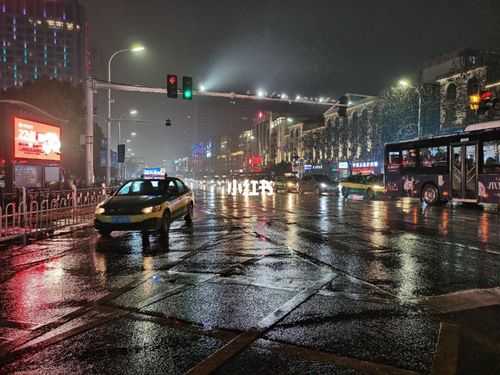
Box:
402 149 417 168
387 151 401 172
483 141 500 173
420 146 448 168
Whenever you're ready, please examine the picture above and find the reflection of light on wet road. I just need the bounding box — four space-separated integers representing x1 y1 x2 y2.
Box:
478 213 489 244
396 233 419 301
439 210 449 236
143 256 154 271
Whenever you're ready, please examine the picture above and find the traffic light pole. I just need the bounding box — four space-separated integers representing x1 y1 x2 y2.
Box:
84 78 335 186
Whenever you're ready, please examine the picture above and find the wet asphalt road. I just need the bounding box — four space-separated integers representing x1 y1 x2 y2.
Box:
1 191 500 374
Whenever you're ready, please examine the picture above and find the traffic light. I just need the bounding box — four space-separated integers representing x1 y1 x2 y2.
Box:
167 74 178 98
183 76 193 100
165 119 172 127
469 93 481 111
117 144 125 163
478 91 498 116
337 96 348 117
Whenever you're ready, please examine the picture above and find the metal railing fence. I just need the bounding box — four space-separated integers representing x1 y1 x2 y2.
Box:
0 186 113 243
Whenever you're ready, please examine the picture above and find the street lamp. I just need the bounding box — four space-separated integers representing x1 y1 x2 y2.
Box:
106 44 145 185
398 79 422 138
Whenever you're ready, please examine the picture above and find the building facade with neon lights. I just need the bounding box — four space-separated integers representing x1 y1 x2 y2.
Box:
0 0 87 90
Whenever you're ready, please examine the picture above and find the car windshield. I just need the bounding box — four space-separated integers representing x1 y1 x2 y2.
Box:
116 180 165 196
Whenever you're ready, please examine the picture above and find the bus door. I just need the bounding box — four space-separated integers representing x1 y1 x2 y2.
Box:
451 143 478 200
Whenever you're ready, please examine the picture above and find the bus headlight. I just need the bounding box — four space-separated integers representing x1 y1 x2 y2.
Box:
142 205 162 214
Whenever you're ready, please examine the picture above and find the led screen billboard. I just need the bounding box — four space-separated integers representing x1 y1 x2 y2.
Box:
14 117 61 162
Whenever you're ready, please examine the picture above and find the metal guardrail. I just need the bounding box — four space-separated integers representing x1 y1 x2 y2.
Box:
0 186 114 243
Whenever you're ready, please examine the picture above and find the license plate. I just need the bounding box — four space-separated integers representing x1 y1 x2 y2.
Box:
112 216 130 224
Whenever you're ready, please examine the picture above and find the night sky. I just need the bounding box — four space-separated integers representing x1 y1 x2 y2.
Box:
82 0 500 165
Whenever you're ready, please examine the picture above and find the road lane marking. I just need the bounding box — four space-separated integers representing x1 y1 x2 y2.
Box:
431 323 460 375
0 234 234 358
259 339 421 375
419 287 500 314
0 308 127 368
185 275 335 375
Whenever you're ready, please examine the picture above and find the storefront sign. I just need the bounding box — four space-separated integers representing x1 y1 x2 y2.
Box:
352 161 379 168
14 118 61 162
338 162 349 169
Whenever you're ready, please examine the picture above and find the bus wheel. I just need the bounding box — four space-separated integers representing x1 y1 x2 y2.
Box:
422 184 439 205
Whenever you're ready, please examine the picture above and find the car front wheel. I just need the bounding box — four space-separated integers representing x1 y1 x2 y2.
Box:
342 187 349 198
185 203 194 224
160 211 171 237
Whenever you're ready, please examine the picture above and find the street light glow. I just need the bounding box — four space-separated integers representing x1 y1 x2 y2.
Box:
129 109 138 116
131 132 137 137
281 93 288 100
296 95 301 101
257 89 265 98
130 45 145 53
199 84 206 92
399 79 412 88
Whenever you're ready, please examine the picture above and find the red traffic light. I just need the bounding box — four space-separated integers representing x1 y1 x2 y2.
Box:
481 91 493 101
167 74 178 99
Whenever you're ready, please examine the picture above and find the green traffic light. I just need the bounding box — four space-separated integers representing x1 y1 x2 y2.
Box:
184 90 192 99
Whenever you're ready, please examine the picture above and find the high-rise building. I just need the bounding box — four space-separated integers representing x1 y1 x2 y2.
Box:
0 0 87 90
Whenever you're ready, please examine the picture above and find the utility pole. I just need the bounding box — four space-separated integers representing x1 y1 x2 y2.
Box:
85 78 94 186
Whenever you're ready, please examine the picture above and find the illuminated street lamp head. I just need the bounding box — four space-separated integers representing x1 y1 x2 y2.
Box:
130 45 145 53
295 95 301 101
287 118 294 123
131 132 137 137
398 79 412 88
129 109 138 116
199 84 206 92
257 89 265 98
281 93 288 100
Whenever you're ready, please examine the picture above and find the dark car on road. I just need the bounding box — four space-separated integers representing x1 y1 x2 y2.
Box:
94 177 194 237
298 174 338 195
275 175 299 193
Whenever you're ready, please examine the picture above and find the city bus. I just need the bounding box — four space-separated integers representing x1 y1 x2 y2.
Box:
384 120 500 205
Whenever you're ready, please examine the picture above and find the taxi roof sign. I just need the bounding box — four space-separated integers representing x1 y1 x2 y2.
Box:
143 167 167 180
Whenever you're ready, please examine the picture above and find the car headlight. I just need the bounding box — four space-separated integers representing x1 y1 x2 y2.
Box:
142 205 162 214
320 183 327 189
95 206 106 215
287 182 294 187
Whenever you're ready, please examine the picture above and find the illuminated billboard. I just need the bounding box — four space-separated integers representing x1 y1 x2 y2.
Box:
14 117 61 162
